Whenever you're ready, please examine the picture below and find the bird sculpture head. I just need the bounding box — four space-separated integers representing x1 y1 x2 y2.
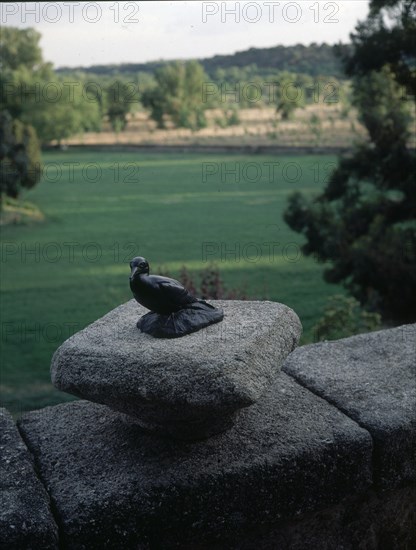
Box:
130 256 149 279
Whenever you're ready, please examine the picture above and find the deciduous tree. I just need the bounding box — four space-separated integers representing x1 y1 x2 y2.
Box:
142 61 208 129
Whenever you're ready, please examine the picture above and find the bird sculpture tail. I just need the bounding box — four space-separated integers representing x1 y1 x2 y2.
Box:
195 299 216 309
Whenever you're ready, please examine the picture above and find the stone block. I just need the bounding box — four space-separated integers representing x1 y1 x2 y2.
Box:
0 408 58 549
19 372 372 549
283 324 416 489
51 299 302 439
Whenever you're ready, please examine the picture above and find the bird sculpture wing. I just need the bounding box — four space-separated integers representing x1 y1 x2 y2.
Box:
157 279 197 306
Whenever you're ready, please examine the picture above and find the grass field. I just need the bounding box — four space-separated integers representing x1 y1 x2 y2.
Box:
0 148 344 414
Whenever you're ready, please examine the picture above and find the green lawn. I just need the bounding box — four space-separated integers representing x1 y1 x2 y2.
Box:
0 149 343 413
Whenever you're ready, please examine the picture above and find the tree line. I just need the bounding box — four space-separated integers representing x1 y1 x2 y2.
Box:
1 28 348 140
56 42 347 80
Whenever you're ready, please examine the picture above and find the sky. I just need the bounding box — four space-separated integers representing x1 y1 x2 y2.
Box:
1 1 370 68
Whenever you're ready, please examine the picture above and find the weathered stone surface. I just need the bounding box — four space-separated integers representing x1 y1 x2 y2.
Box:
18 372 372 549
283 324 416 490
0 408 58 550
51 299 302 439
222 485 416 550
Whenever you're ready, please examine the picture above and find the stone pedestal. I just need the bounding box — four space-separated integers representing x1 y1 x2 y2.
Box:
1 322 415 549
18 372 372 549
51 299 302 440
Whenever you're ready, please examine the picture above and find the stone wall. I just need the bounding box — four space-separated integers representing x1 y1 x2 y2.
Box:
1 309 415 549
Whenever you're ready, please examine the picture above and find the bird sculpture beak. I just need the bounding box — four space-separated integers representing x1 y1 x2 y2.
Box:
130 266 138 279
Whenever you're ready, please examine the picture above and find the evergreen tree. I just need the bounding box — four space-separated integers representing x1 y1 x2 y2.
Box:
0 111 41 202
284 0 416 323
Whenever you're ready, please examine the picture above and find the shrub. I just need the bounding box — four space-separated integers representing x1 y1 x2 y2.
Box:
312 294 382 342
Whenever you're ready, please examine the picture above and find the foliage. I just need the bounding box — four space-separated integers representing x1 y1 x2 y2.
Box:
136 58 348 127
0 27 52 121
29 77 102 144
56 43 347 80
0 195 44 225
312 295 382 341
0 61 53 121
0 111 41 201
0 27 44 71
198 264 247 300
106 79 138 131
284 0 416 324
203 43 346 79
215 108 240 128
54 44 352 119
337 0 416 94
308 114 323 145
274 72 306 120
141 61 208 129
0 27 101 144
159 264 248 300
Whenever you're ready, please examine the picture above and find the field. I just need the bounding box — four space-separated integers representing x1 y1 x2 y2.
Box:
62 105 367 148
0 148 344 414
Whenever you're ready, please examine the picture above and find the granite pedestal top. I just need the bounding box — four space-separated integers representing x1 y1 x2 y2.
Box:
51 299 302 439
